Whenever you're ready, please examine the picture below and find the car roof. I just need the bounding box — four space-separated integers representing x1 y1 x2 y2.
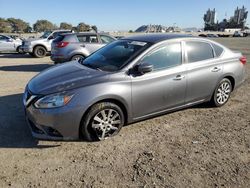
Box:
122 33 193 43
60 32 100 36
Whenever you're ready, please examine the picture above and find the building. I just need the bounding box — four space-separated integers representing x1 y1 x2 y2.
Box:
233 6 248 26
204 8 217 25
204 6 248 31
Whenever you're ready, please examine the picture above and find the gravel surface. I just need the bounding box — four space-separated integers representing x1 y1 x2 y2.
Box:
0 38 249 187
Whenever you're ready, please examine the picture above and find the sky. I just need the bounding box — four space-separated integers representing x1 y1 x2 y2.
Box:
0 0 249 31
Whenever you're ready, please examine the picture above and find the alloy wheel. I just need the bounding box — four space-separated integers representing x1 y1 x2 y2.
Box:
216 81 231 105
91 109 121 140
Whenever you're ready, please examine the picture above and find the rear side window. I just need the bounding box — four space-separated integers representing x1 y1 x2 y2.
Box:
186 41 214 63
100 35 115 44
53 35 64 42
141 42 182 71
212 43 224 57
77 35 98 43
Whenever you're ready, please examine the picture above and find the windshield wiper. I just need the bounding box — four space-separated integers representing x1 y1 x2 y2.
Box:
83 63 102 71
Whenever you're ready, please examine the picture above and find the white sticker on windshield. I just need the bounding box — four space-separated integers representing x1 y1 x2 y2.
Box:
130 41 147 46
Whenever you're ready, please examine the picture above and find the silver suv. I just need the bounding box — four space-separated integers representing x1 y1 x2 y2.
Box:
21 30 71 58
0 34 22 53
51 32 116 63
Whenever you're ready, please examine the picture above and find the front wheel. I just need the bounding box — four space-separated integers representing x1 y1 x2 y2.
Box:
81 102 125 141
33 46 47 58
211 78 232 107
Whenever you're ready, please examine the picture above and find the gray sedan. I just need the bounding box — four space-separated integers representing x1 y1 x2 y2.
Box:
0 34 22 53
23 34 246 141
51 32 116 63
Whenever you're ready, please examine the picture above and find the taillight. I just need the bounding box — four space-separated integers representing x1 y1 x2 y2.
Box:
56 42 69 48
240 56 247 65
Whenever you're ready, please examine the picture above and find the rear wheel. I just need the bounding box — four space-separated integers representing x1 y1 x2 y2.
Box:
81 102 125 141
71 54 85 61
33 46 47 58
211 78 232 107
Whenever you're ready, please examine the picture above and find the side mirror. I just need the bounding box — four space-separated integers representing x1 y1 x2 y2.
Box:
137 63 153 74
7 38 14 42
48 36 54 40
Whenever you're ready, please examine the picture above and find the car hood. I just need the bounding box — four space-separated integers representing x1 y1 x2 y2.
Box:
24 38 47 43
28 61 110 95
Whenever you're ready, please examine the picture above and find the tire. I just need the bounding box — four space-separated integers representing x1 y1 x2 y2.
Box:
81 102 125 141
33 46 47 58
211 78 232 107
71 54 85 61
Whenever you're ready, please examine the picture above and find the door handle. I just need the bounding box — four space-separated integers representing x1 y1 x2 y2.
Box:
173 75 185 80
211 67 221 72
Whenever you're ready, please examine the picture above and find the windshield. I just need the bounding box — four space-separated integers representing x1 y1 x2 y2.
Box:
40 31 52 39
80 40 150 72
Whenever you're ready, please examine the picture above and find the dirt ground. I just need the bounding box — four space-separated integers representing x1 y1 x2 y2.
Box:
0 38 249 188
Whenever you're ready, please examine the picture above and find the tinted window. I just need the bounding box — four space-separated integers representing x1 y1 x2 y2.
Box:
141 43 182 71
53 35 64 42
0 35 9 40
212 43 224 57
100 35 115 44
77 35 88 42
186 41 214 63
77 35 98 43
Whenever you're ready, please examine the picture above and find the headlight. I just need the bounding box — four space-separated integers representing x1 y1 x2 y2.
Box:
34 92 74 109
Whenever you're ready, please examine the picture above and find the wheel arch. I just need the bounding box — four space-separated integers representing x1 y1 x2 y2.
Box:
79 97 129 138
33 44 48 52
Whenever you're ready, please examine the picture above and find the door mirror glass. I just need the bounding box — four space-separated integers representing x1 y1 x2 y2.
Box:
48 35 54 40
137 63 153 74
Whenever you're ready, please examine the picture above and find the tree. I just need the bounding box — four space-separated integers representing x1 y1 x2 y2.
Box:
77 22 91 32
0 18 12 33
33 20 56 32
7 18 29 33
91 25 98 33
60 22 72 30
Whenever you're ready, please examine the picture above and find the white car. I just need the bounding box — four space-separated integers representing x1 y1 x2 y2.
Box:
21 30 71 58
0 34 22 53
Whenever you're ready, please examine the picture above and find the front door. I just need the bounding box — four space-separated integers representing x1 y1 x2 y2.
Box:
131 42 187 119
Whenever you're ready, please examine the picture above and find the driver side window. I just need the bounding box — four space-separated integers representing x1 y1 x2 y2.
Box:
141 42 182 71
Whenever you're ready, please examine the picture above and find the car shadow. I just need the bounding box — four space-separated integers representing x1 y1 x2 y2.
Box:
0 64 53 72
0 93 60 148
0 53 33 58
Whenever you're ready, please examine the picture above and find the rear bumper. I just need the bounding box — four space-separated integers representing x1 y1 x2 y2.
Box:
50 54 70 63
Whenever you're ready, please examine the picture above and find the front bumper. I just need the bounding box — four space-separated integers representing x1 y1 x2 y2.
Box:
23 93 84 140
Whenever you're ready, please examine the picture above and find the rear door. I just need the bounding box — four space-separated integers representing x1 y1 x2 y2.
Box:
84 34 104 54
185 40 223 103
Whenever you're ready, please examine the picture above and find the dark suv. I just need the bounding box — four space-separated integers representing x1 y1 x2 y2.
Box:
51 32 116 63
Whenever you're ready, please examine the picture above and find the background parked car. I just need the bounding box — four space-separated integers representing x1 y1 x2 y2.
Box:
20 30 71 58
0 34 23 53
51 32 116 63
